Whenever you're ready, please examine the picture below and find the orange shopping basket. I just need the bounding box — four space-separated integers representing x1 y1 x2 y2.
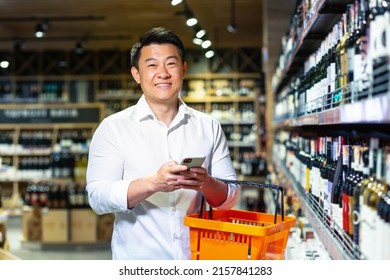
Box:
184 179 297 260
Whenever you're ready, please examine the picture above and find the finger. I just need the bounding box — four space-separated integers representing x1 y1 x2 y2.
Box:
177 178 203 186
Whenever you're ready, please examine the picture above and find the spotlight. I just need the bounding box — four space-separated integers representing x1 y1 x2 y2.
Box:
192 38 203 45
171 0 183 5
0 60 10 68
196 29 206 38
201 40 211 49
35 21 49 38
227 23 237 33
205 50 215 58
186 17 197 27
75 41 85 54
227 0 238 33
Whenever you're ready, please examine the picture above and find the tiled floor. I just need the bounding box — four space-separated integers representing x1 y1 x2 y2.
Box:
4 215 112 260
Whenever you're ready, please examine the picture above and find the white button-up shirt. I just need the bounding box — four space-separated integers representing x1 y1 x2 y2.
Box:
86 95 239 260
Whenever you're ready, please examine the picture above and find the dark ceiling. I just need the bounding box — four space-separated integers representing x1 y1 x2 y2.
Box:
0 0 295 73
0 0 262 50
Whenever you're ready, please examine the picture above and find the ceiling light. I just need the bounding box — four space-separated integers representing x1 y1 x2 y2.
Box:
0 60 9 68
227 23 237 33
201 40 211 49
35 21 49 38
186 17 197 27
74 41 85 54
227 0 238 33
171 0 183 5
192 38 203 45
205 50 215 58
196 29 206 38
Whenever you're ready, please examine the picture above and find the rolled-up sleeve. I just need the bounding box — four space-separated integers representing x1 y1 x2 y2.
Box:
86 120 131 214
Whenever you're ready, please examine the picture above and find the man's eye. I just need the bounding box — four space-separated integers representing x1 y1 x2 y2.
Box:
147 64 157 67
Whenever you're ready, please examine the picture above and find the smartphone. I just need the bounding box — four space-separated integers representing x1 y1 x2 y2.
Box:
180 156 206 169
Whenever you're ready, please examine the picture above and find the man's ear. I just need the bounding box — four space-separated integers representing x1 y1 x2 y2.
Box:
131 66 140 84
183 62 188 78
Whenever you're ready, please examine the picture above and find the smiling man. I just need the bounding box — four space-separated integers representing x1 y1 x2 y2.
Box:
86 27 239 260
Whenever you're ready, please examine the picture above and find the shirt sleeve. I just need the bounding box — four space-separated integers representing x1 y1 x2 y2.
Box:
86 119 131 215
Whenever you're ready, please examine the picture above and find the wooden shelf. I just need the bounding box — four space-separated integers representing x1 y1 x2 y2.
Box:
0 103 103 213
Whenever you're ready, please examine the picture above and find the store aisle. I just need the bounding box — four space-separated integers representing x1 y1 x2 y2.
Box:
5 216 112 260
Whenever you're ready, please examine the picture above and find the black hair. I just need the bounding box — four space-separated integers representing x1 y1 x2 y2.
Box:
130 27 186 69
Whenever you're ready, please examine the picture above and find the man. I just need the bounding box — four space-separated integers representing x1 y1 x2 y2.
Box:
86 27 239 259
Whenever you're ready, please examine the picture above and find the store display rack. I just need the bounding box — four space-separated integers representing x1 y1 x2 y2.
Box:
0 103 104 215
274 157 360 260
272 0 352 94
271 0 390 260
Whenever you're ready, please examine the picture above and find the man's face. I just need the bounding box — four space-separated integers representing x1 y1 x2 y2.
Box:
131 43 187 104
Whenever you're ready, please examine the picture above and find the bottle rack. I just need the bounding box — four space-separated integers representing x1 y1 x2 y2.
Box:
272 0 351 94
0 103 104 215
274 156 360 260
181 72 264 175
270 0 390 260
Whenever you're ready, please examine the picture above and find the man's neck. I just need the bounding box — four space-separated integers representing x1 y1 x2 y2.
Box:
146 98 179 126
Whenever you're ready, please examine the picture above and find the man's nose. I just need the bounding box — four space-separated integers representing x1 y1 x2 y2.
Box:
158 66 170 78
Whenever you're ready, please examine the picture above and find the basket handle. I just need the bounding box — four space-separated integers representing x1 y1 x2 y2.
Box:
198 195 212 219
199 179 285 224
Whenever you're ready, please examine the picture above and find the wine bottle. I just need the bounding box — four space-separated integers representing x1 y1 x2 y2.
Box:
326 44 337 109
333 19 345 107
348 144 365 239
360 138 379 259
331 136 345 237
371 0 390 96
352 143 370 248
339 12 349 105
346 2 357 104
324 137 338 226
376 190 390 259
355 0 371 100
369 146 388 259
342 142 352 235
310 138 321 203
304 137 312 194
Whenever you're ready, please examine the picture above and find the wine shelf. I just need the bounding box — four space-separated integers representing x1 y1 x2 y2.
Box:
274 93 390 128
274 158 362 260
271 0 390 260
272 0 352 94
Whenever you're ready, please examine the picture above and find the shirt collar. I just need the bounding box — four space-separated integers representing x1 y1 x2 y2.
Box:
134 94 193 122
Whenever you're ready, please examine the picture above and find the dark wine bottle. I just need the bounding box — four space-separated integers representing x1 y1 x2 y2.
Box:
355 0 371 100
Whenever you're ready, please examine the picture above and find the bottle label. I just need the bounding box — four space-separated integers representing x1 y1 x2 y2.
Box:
342 145 350 166
373 14 388 59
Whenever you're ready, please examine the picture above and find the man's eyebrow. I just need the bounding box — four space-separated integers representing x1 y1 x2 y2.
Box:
166 55 179 60
144 56 179 63
144 58 157 63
